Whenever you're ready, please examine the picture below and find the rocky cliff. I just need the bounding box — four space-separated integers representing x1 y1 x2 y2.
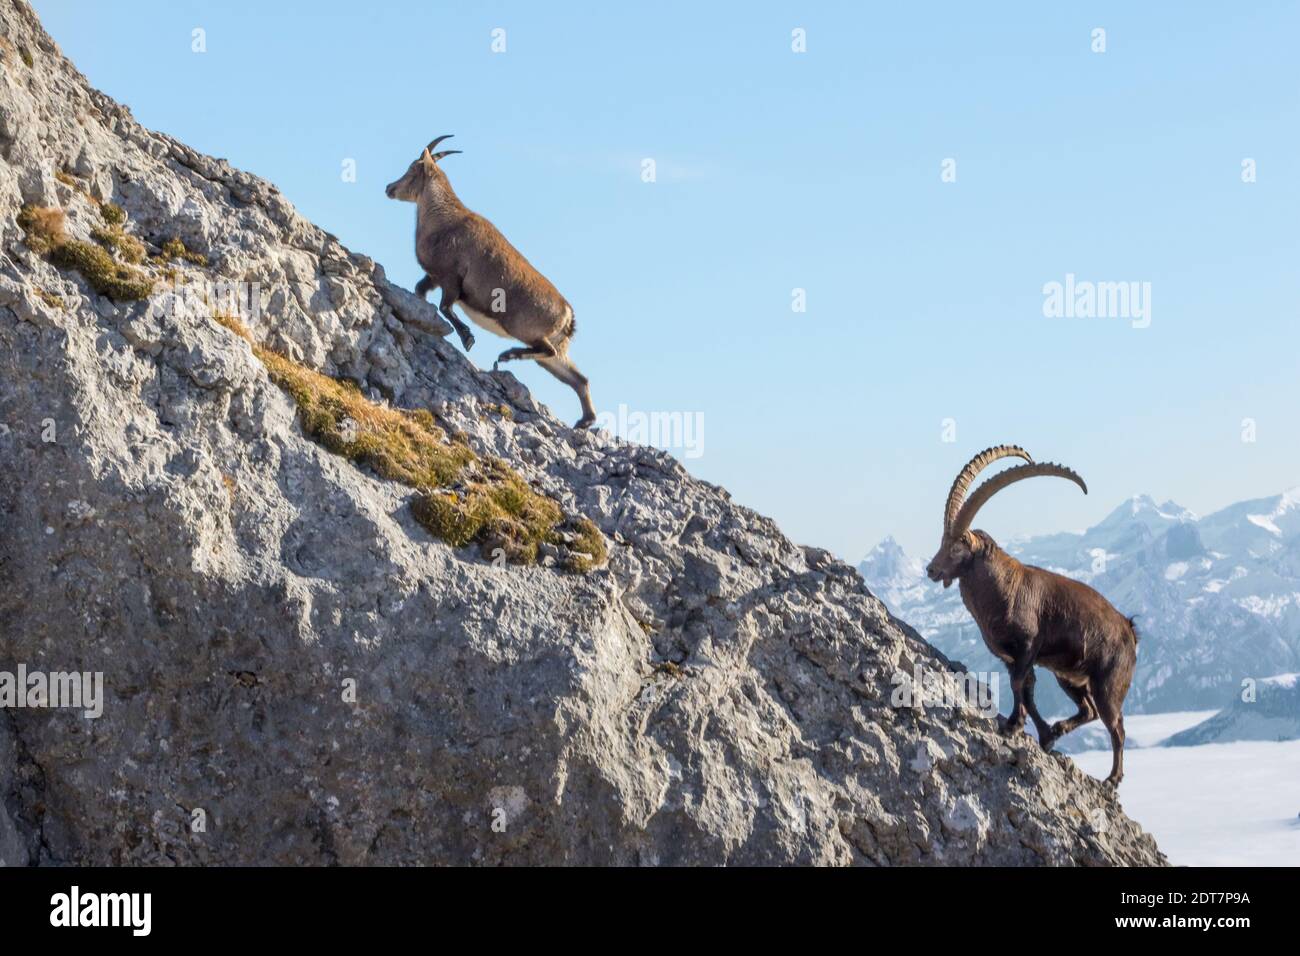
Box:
0 0 1164 865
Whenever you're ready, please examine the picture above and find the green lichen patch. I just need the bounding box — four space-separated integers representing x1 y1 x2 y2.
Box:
214 315 605 571
18 45 33 68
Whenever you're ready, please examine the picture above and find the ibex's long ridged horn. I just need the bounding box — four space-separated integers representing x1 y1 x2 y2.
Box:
426 134 455 153
944 445 1033 532
952 462 1088 536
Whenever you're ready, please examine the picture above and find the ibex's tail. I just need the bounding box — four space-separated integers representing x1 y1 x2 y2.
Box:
1126 615 1140 643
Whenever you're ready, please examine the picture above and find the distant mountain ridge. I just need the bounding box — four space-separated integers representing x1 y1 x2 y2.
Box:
860 489 1300 715
1164 673 1300 746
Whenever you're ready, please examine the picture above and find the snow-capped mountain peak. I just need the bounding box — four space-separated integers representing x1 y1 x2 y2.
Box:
860 535 925 582
1094 494 1192 532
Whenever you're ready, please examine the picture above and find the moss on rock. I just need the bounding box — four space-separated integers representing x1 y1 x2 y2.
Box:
48 239 155 300
159 237 208 267
214 315 605 571
18 204 155 301
564 516 608 572
99 202 126 226
91 225 146 264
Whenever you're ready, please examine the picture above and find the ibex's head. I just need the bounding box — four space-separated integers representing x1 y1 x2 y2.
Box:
926 445 1087 588
385 135 462 202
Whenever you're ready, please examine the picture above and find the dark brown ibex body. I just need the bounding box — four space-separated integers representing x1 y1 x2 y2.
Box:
926 445 1138 787
386 136 596 428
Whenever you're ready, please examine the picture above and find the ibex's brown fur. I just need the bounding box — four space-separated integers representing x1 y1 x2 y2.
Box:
926 446 1138 787
386 137 595 428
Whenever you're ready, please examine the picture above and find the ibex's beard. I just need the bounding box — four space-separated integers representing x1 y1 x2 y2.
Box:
926 567 955 589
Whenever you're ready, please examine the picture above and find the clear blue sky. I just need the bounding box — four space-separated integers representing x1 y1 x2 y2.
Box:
33 0 1299 560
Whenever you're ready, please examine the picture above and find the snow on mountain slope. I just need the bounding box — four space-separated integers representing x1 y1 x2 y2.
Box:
1163 673 1300 746
860 489 1300 716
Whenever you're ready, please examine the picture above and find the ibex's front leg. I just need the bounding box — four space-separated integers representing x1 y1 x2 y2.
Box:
1001 665 1027 736
1020 669 1056 748
1001 634 1043 738
430 276 475 352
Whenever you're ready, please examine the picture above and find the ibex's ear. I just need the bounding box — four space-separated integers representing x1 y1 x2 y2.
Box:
420 148 437 171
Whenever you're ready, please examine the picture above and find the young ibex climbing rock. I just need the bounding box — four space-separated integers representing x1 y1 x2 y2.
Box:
386 136 596 428
925 445 1139 787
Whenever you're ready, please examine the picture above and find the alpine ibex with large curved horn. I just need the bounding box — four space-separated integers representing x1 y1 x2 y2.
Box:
925 445 1138 787
386 136 596 428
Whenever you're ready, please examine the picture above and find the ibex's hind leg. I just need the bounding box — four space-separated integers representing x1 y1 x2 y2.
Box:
494 340 557 370
1042 677 1098 751
1094 686 1125 788
536 350 596 430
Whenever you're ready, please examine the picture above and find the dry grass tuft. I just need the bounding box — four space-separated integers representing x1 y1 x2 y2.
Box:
100 202 126 225
15 205 66 254
158 237 208 267
214 315 605 570
17 204 154 301
91 225 146 264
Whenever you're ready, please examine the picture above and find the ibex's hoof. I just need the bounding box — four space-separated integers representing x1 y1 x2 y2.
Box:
492 361 500 372
997 717 1024 738
574 415 595 430
1103 776 1123 790
1038 721 1064 751
458 331 475 351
